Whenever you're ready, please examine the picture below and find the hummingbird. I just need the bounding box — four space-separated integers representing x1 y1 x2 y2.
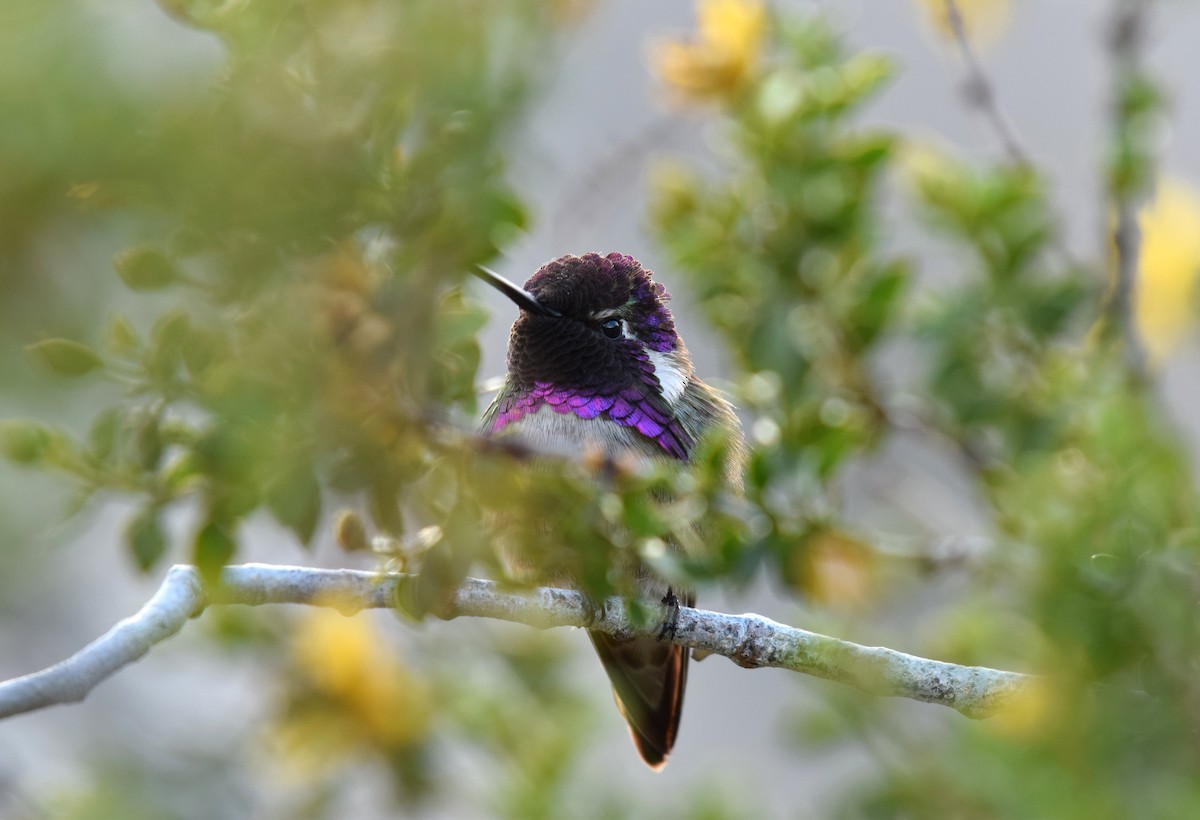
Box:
475 251 745 770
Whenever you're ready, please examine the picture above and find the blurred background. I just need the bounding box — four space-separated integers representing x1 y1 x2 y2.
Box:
2 1 1199 817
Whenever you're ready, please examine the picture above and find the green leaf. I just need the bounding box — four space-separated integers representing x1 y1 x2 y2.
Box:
126 506 168 572
391 575 427 621
193 521 236 583
370 477 405 535
145 310 191 384
152 309 191 350
265 464 322 545
0 420 55 464
114 244 178 291
436 289 490 345
392 544 464 621
87 408 122 464
162 451 201 493
135 411 164 470
180 325 229 378
26 338 103 377
621 495 667 538
840 53 894 103
107 314 141 356
850 263 908 347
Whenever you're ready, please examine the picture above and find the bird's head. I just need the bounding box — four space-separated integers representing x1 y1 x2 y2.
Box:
475 252 692 407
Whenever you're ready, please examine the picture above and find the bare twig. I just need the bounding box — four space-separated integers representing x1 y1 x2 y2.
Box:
1105 0 1154 377
550 116 681 238
940 0 1028 167
1111 198 1145 374
935 2 1083 271
0 563 1031 722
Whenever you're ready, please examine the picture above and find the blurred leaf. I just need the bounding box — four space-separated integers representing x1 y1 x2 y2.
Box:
26 338 103 377
125 506 168 572
369 476 405 536
134 411 164 471
621 495 668 538
179 324 230 379
193 521 236 583
114 245 178 292
849 262 908 347
162 451 201 493
265 463 322 546
107 314 141 356
87 407 122 465
145 310 191 385
0 419 56 464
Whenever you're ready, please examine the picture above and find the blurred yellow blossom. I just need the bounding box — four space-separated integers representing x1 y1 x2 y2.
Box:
1136 177 1200 366
550 0 596 23
654 0 766 102
914 0 1012 49
273 609 436 777
985 678 1060 740
791 530 878 611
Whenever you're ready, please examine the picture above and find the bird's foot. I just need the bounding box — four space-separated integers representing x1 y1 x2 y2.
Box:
657 588 681 642
579 592 607 628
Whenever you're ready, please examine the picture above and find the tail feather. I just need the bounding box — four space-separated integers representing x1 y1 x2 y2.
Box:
589 630 689 770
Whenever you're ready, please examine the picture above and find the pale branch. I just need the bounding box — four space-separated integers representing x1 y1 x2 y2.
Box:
0 563 1032 721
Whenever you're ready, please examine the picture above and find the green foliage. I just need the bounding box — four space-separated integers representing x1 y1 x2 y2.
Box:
877 135 1200 816
654 16 905 587
0 4 585 806
4 1 1200 818
652 8 1200 819
2 0 556 577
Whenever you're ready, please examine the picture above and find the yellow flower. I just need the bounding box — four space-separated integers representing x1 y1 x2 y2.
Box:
985 678 1059 740
914 0 1012 50
791 530 878 612
654 0 766 102
1137 177 1200 366
290 606 431 747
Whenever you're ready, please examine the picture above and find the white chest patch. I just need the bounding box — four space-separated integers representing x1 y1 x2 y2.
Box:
646 349 688 408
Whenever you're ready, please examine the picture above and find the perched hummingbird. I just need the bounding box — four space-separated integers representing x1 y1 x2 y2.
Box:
475 252 745 770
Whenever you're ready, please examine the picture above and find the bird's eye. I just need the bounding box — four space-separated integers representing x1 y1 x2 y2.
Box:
600 318 623 339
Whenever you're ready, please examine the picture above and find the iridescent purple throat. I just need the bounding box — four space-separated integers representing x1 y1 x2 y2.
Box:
491 382 692 461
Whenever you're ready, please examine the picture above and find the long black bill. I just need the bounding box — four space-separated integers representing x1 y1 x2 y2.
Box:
471 265 562 318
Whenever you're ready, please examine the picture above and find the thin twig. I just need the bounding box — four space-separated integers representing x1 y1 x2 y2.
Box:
0 563 1032 721
550 116 680 238
1105 0 1153 378
936 1 1084 273
1111 198 1145 374
941 0 1029 167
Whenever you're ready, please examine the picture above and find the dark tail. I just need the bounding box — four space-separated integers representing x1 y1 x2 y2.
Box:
589 631 689 770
